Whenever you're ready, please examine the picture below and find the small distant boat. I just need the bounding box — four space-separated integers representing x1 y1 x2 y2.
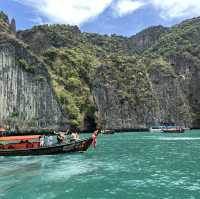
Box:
101 129 115 135
162 127 185 133
0 135 93 156
150 121 187 133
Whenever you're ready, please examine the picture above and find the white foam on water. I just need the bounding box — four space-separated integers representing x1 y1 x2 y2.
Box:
137 135 200 141
42 160 97 182
158 137 200 141
37 192 56 199
186 184 200 191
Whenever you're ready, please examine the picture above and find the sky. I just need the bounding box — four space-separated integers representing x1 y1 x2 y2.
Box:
0 0 199 36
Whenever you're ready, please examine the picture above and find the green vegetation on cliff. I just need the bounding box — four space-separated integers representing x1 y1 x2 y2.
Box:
16 16 200 128
42 46 100 127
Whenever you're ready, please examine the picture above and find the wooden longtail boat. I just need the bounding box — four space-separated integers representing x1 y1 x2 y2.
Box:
0 135 93 156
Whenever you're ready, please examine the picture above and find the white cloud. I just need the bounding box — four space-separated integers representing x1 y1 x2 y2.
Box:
14 0 200 26
150 0 200 19
112 0 200 19
15 0 113 26
112 0 145 17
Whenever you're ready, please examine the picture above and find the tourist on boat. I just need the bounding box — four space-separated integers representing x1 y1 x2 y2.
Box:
71 131 80 141
0 127 6 136
57 132 65 144
69 126 80 141
39 136 45 147
0 127 6 132
44 135 49 146
47 135 53 146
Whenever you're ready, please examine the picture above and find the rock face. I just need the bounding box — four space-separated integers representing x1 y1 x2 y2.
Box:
93 61 158 129
165 54 200 128
0 12 16 35
92 56 193 129
16 16 200 129
10 18 16 35
0 20 63 128
127 26 169 54
17 24 81 55
0 11 199 129
17 25 168 56
148 62 192 127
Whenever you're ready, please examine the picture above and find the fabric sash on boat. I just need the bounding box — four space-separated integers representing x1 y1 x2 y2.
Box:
0 135 41 141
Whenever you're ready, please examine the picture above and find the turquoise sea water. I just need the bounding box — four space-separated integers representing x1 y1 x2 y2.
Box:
1 130 200 199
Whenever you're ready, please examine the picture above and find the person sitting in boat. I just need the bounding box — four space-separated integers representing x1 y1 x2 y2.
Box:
47 135 53 146
0 127 6 132
57 132 65 144
71 131 80 141
39 136 45 147
0 127 6 136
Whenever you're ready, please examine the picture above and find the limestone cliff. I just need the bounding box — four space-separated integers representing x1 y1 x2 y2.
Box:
0 14 64 128
17 25 168 56
92 56 193 129
127 26 169 54
2 11 199 129
0 11 16 35
17 24 81 55
93 56 158 129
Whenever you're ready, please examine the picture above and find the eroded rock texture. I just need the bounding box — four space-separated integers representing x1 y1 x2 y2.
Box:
0 34 63 128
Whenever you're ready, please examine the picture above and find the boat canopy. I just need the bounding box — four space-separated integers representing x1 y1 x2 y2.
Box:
0 135 41 142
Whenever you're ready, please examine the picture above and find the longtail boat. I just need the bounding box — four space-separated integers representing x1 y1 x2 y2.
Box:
0 135 93 156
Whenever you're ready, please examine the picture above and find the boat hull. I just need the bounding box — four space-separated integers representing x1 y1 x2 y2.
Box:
0 138 93 156
162 129 185 133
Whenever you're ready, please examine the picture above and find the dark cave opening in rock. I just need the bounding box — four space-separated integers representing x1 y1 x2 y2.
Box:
83 114 97 131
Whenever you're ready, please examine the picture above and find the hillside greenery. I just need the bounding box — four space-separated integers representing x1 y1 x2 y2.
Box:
17 16 200 128
42 46 100 127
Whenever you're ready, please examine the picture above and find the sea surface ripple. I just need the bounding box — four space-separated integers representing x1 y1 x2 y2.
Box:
0 130 200 199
